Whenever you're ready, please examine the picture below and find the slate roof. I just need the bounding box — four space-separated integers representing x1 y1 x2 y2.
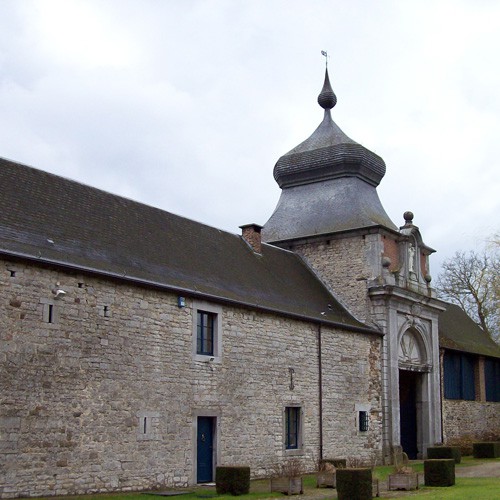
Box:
273 70 386 190
0 157 374 333
439 302 500 358
262 69 396 243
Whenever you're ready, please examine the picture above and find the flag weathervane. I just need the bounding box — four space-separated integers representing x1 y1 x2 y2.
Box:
321 50 328 67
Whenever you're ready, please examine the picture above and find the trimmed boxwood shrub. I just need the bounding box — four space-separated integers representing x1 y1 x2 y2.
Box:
215 466 250 495
473 442 500 458
336 468 372 500
424 459 455 487
427 446 461 463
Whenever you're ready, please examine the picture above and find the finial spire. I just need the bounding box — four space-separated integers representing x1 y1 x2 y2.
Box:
317 68 337 110
318 50 336 109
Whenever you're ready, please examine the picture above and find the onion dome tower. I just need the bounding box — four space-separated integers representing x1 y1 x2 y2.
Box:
262 69 397 243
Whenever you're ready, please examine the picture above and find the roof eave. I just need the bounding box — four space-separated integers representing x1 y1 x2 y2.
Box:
0 249 381 336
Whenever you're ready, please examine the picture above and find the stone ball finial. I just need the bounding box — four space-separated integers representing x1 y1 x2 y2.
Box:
382 256 392 268
403 211 414 224
425 274 432 283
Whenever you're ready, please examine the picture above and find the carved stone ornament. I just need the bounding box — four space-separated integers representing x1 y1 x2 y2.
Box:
398 331 422 365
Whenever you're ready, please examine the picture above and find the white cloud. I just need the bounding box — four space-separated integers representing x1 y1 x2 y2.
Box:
0 0 498 279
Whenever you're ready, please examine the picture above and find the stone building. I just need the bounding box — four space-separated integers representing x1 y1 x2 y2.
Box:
439 303 500 445
1 69 499 498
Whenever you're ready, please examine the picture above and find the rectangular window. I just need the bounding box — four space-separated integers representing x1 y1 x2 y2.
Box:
485 358 500 402
443 351 476 400
197 311 215 356
192 301 222 362
41 299 58 324
285 406 300 450
359 411 369 432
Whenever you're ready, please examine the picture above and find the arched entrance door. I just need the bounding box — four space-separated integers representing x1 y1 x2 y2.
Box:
398 329 429 459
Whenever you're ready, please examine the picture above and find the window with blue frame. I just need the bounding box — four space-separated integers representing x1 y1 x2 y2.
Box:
285 406 300 450
485 357 500 402
443 351 476 400
197 310 215 356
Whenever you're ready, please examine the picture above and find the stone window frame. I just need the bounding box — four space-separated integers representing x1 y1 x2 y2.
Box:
40 297 59 324
283 404 304 455
192 300 222 363
136 411 160 441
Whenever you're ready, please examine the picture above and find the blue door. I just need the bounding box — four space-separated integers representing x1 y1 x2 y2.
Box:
197 417 214 483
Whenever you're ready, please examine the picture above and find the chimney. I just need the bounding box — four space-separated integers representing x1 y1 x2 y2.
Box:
239 223 263 254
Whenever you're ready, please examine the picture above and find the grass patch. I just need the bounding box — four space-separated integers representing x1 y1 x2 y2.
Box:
373 461 423 481
379 477 500 499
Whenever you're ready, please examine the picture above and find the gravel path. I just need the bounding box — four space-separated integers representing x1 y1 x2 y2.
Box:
456 460 500 478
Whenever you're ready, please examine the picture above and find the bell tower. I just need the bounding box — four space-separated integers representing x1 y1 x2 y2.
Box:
263 66 445 462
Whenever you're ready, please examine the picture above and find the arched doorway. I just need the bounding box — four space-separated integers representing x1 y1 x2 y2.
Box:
398 329 429 459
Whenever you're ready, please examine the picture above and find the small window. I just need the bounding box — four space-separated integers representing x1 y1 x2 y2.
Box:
485 358 500 402
197 311 215 356
359 411 369 432
136 411 159 441
285 406 301 450
40 299 58 324
192 301 222 362
443 351 476 400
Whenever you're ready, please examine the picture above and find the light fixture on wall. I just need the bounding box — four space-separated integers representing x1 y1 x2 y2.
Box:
52 281 66 299
177 296 186 308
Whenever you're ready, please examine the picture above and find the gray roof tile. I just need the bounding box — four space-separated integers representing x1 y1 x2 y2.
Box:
439 302 500 358
0 157 372 332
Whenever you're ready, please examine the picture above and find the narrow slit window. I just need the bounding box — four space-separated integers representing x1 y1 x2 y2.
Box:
48 304 54 323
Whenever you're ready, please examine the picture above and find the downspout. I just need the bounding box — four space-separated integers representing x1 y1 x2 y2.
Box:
439 348 444 445
318 323 323 460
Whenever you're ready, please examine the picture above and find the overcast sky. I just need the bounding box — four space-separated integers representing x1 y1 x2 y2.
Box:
1 0 499 277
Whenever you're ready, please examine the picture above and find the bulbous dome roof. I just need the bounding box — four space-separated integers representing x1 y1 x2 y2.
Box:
262 68 396 243
273 69 386 189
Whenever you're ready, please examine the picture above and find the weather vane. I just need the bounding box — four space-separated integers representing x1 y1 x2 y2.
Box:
321 50 328 67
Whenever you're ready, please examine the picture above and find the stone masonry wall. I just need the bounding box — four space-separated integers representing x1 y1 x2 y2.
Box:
321 328 383 464
442 400 500 443
292 233 383 323
0 258 382 498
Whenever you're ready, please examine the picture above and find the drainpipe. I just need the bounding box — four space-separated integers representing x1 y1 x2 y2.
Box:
439 349 444 446
318 323 323 460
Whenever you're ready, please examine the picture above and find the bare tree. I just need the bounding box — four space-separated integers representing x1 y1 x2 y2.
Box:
436 246 499 342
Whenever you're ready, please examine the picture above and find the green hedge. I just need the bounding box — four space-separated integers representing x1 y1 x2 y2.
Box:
336 468 372 500
473 442 500 458
424 459 455 487
427 446 461 463
215 466 250 495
